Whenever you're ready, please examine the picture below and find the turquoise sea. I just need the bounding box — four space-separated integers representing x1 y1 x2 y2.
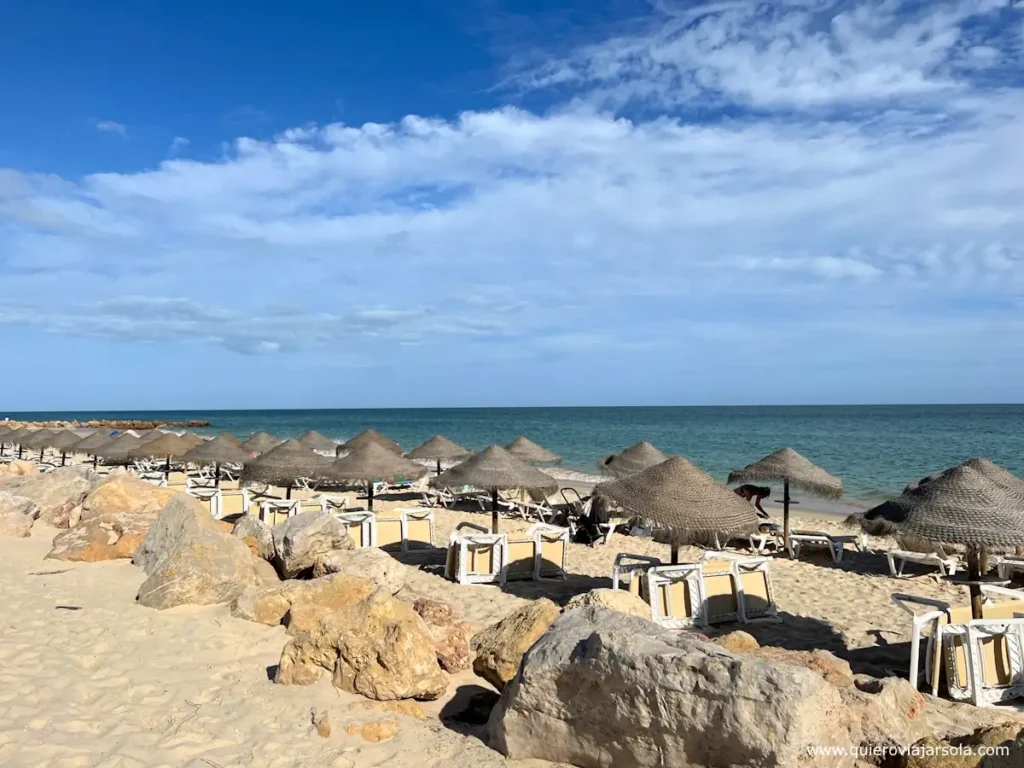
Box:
7 405 1022 506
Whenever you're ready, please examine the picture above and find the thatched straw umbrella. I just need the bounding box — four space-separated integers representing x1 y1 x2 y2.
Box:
856 459 1024 619
73 431 113 467
329 443 427 511
176 433 205 449
239 439 334 498
218 432 243 447
405 435 471 475
600 441 668 478
6 428 33 458
505 437 561 464
97 433 143 464
49 430 86 466
431 446 558 532
183 435 251 486
241 432 281 454
134 429 167 443
597 457 760 562
0 426 13 456
728 448 843 555
128 433 193 473
22 428 57 462
341 429 403 456
297 430 338 454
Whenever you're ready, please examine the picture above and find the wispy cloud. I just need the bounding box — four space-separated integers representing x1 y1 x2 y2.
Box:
168 136 190 155
94 120 128 137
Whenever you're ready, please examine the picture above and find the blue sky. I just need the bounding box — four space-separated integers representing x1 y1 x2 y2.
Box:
1 0 1022 409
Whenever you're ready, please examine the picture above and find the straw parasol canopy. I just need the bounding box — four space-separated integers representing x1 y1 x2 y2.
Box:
596 457 759 554
177 433 205 449
72 431 113 465
431 446 558 532
5 428 33 457
728 448 843 499
405 435 471 475
297 430 338 454
728 447 843 552
134 429 167 443
21 429 57 461
600 441 668 478
21 428 56 449
241 432 281 454
239 439 335 496
341 429 403 456
49 430 86 465
184 435 251 466
218 432 243 447
129 433 193 459
856 459 1024 618
329 443 427 510
505 436 561 464
183 435 251 485
97 433 143 463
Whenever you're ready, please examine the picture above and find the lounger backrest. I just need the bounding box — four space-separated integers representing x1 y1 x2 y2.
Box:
219 491 245 517
657 579 692 620
376 518 403 550
466 542 497 575
506 538 537 580
167 471 188 487
538 531 566 577
942 603 1024 689
190 492 218 518
647 565 702 627
402 511 433 549
701 561 740 624
739 568 774 618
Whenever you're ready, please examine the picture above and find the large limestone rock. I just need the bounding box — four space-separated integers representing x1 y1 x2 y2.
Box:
272 512 354 579
276 590 448 701
47 476 181 561
896 723 1024 768
229 573 376 629
0 492 36 537
0 466 98 527
472 598 559 690
413 598 472 673
133 494 225 573
79 474 178 524
311 546 405 594
0 460 38 477
488 608 925 768
47 515 154 561
232 515 275 561
564 588 651 620
134 495 264 610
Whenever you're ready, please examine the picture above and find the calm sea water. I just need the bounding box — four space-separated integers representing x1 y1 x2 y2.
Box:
7 405 1022 504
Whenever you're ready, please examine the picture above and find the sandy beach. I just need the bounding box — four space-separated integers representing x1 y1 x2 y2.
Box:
3 435 1024 768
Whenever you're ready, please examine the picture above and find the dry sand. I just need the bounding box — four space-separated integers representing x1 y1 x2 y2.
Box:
0 525 540 768
2 480 1021 767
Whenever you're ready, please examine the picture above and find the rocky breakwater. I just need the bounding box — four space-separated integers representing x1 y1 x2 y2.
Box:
3 419 211 429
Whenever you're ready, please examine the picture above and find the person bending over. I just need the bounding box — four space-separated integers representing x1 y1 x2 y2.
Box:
734 484 771 518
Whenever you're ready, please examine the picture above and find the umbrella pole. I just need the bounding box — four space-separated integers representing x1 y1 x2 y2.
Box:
368 482 374 512
215 462 221 488
61 451 67 466
967 546 985 620
436 459 442 476
165 454 171 478
93 453 98 468
492 489 499 533
17 445 23 459
783 479 792 556
39 448 45 462
286 485 292 500
671 545 679 565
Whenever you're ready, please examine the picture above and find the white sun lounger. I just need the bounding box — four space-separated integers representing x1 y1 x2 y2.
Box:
445 522 508 585
892 586 1024 696
887 538 959 577
787 529 866 562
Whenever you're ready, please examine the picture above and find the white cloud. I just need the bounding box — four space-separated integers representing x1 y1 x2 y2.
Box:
95 120 128 137
0 0 1021 401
